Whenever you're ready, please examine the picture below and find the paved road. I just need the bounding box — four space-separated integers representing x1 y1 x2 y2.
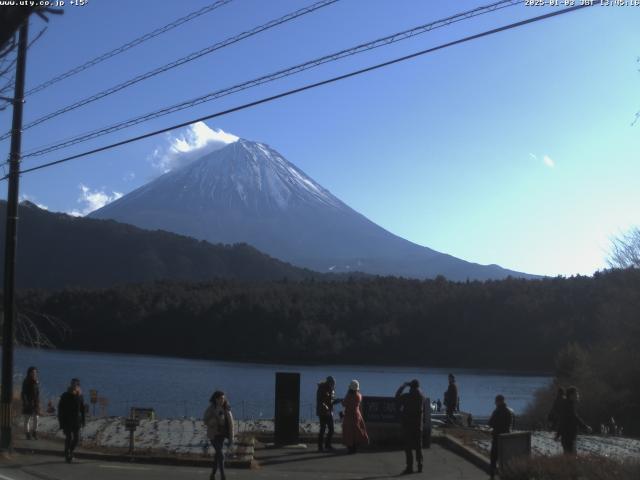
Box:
0 445 487 480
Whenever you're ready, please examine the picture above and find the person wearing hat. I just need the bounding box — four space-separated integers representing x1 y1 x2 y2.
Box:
341 380 369 454
395 379 426 474
316 376 340 452
57 378 86 463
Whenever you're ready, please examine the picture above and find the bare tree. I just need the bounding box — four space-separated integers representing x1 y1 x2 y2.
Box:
0 27 47 112
16 310 70 348
0 6 61 110
608 227 640 269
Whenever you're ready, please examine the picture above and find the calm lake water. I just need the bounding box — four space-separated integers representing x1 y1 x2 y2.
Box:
13 348 551 419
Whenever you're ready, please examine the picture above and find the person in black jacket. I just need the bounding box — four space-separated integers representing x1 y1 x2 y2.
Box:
444 374 458 421
21 366 40 440
557 386 591 455
395 379 426 475
488 394 514 479
316 376 340 452
57 378 86 463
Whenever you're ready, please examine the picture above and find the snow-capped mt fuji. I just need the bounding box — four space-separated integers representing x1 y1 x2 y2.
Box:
91 138 535 280
162 139 345 212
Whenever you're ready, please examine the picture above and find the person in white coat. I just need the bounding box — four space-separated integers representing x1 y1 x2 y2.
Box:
203 390 234 480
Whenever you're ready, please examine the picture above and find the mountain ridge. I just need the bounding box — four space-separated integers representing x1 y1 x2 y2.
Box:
91 138 538 281
0 200 324 289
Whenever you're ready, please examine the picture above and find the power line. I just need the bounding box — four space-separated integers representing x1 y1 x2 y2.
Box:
23 0 235 97
0 0 340 140
20 0 522 159
6 3 595 181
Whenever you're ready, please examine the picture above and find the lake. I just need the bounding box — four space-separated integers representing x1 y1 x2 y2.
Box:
13 348 551 419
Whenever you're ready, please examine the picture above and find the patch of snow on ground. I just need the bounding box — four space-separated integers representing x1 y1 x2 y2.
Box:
34 416 343 455
473 431 640 460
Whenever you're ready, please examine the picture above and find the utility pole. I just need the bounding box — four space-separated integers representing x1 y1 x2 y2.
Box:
1 19 28 451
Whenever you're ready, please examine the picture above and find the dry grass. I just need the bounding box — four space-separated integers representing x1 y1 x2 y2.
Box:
501 454 640 480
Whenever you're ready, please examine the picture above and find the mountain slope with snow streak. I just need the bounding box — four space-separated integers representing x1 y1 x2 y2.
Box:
91 139 536 280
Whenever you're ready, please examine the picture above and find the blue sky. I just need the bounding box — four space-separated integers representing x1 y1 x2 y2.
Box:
1 0 638 277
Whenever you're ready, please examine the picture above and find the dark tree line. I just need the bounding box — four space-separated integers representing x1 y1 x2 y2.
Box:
9 268 639 375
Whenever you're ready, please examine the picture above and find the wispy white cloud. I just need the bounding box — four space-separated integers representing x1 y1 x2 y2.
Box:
150 122 238 173
123 171 136 182
543 155 555 168
67 184 123 217
529 152 555 168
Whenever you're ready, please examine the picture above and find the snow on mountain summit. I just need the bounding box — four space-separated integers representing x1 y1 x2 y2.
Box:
162 138 345 212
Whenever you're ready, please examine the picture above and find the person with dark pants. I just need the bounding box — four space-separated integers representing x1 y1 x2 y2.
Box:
444 374 458 422
395 379 425 475
558 386 591 455
316 376 340 452
203 390 234 480
488 394 514 479
57 378 86 463
21 366 40 440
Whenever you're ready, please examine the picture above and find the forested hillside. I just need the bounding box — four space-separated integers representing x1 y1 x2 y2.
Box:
0 201 318 288
14 269 639 373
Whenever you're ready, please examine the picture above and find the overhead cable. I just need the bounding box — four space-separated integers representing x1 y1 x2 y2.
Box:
24 0 235 97
0 0 340 141
6 3 595 180
21 0 522 158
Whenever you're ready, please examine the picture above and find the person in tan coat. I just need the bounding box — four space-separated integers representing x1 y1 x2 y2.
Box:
203 391 234 480
341 380 369 454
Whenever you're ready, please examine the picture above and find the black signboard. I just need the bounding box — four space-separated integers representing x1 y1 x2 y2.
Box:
274 372 300 445
361 395 432 447
361 396 400 423
130 407 155 420
125 418 140 431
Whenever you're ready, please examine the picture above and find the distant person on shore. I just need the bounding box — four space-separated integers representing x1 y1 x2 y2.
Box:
547 387 565 437
57 378 86 463
203 390 234 480
444 374 459 421
342 380 369 454
21 366 40 440
436 398 442 412
316 376 340 452
488 394 514 479
395 379 425 474
557 386 591 455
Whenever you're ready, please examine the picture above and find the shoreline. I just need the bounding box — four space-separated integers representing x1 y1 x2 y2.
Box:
15 346 554 377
